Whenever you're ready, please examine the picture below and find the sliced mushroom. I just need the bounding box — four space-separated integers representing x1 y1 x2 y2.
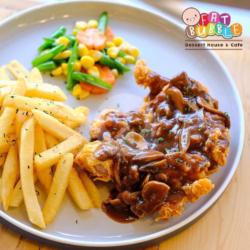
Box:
141 173 151 187
94 141 119 160
139 159 167 173
124 132 148 150
166 87 186 112
179 128 191 152
170 72 189 88
142 181 169 201
113 159 121 188
197 96 230 128
120 191 139 205
127 165 140 185
132 150 165 164
155 173 168 182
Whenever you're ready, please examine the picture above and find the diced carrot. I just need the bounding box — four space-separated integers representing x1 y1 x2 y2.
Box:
77 28 106 50
80 66 116 95
105 26 114 42
98 65 115 85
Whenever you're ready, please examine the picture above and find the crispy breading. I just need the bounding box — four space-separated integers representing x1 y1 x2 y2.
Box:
182 178 214 202
155 198 185 222
205 128 230 166
134 60 151 86
75 141 113 182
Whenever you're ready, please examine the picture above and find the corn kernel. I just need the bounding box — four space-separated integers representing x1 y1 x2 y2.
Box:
78 43 89 57
106 41 115 48
112 69 119 78
80 55 95 69
61 63 68 75
120 42 130 53
88 50 102 62
113 37 124 46
129 47 140 58
124 55 136 64
72 28 79 36
75 21 87 30
61 63 68 70
72 84 81 96
56 36 70 46
63 67 68 76
107 47 119 59
87 66 100 78
72 85 90 100
73 61 82 71
117 57 126 64
54 50 72 60
79 90 90 100
87 19 98 28
51 66 63 77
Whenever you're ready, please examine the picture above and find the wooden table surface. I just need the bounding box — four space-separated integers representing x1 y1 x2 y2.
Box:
0 1 249 249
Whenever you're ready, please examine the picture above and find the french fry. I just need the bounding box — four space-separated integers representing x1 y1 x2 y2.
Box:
0 67 10 80
0 77 25 152
35 125 52 193
15 110 32 133
63 106 89 128
33 109 81 140
59 103 89 125
28 68 43 84
68 168 93 210
1 146 19 210
35 134 85 170
0 86 13 106
7 60 29 79
75 106 89 122
26 83 67 101
62 120 80 129
0 107 16 153
43 153 73 224
9 173 38 208
15 110 31 150
80 172 101 208
34 125 47 154
12 78 27 96
0 61 97 228
3 95 83 123
9 179 23 207
45 133 58 148
0 80 16 88
20 117 45 229
0 153 6 167
0 178 2 203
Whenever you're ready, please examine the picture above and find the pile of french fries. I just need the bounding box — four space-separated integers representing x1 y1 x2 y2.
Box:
0 60 101 228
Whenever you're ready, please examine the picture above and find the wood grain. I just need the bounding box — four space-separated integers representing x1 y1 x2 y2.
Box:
0 1 249 250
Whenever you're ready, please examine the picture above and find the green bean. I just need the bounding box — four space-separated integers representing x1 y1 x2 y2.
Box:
98 11 108 33
36 61 57 72
38 38 55 53
32 44 66 67
65 35 76 47
51 26 67 39
99 54 130 74
117 50 126 57
72 72 112 90
38 26 66 53
66 42 78 90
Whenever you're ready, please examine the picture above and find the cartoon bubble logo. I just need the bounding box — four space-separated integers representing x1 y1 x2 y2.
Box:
182 7 201 26
183 8 243 39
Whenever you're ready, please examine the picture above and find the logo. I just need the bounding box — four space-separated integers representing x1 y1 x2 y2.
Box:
182 7 243 50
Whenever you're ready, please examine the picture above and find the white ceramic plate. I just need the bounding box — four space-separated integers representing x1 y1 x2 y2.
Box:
0 0 244 248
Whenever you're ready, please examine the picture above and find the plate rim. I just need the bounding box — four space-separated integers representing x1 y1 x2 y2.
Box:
0 0 245 247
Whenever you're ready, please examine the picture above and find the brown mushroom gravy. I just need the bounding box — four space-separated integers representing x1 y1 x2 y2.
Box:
75 60 230 223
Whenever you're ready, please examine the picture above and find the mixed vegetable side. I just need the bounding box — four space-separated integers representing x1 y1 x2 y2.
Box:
32 12 140 99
